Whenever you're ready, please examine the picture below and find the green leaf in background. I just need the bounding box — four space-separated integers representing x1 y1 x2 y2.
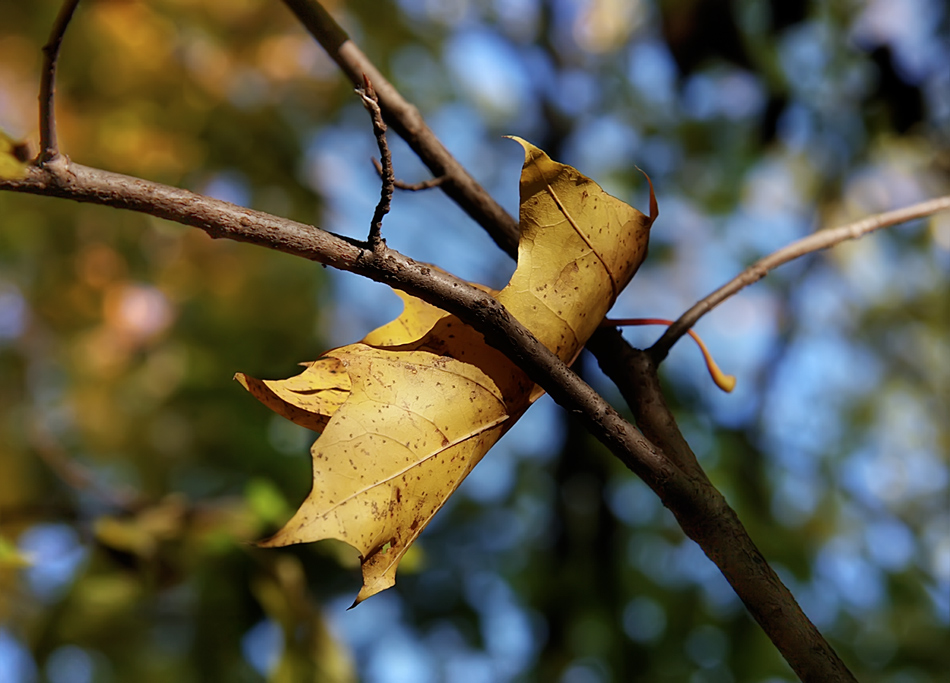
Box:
246 477 292 528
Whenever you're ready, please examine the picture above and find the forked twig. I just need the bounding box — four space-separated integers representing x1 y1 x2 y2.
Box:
38 0 81 163
650 195 950 360
357 77 394 251
371 158 447 191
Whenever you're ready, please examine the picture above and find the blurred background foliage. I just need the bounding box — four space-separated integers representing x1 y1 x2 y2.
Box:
0 0 948 681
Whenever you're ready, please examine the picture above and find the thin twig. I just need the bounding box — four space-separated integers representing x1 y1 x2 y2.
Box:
279 0 521 257
650 196 950 360
38 0 81 163
371 158 447 191
357 77 393 251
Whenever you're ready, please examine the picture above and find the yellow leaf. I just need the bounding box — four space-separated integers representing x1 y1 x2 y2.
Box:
259 345 513 604
499 137 656 360
0 131 28 180
241 139 656 604
363 275 497 347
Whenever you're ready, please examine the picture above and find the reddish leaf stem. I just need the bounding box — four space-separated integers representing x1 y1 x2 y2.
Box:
607 318 735 392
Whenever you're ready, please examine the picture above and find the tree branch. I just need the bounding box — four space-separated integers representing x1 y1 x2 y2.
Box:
588 329 708 481
1 156 857 681
2 3 870 679
0 162 673 486
650 196 950 360
38 0 81 164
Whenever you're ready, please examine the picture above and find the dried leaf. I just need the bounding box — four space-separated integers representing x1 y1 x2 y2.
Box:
241 139 656 604
500 137 656 360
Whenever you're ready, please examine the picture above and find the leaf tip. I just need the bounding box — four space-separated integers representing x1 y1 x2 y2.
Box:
634 165 659 225
351 576 394 607
503 135 542 163
255 523 295 549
